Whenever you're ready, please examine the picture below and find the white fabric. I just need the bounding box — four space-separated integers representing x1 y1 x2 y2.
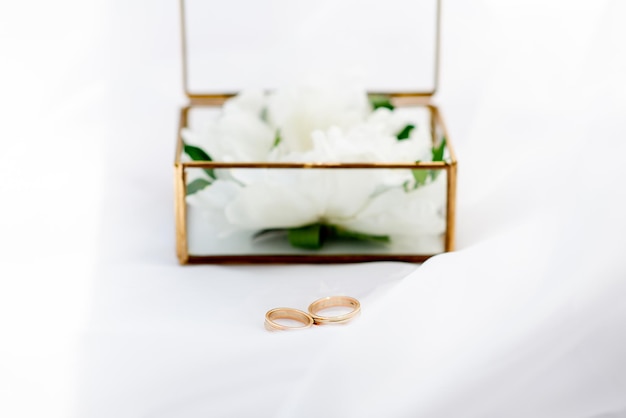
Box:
1 1 626 417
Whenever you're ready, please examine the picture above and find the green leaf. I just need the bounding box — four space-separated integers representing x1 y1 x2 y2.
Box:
272 129 282 148
260 107 269 123
251 229 288 243
287 224 323 249
186 178 211 195
429 137 447 182
369 94 394 110
396 124 415 141
411 167 429 187
184 144 211 161
253 228 281 239
183 143 216 180
280 223 391 249
432 137 447 162
330 226 390 243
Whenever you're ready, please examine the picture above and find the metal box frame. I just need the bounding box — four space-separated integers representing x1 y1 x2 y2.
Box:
174 0 456 264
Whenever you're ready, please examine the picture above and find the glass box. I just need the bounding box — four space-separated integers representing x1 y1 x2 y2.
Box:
174 0 457 263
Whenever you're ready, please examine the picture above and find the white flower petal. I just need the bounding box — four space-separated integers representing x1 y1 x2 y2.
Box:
223 89 267 115
186 180 244 238
186 179 242 210
267 82 369 152
216 111 274 161
337 179 447 237
225 182 318 229
322 170 381 219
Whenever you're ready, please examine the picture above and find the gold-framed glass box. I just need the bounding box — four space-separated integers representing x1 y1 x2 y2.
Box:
174 0 457 264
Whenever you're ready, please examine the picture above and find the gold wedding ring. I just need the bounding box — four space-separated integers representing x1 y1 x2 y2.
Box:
308 296 361 325
264 307 314 331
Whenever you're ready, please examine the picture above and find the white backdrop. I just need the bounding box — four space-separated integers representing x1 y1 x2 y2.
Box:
1 1 626 417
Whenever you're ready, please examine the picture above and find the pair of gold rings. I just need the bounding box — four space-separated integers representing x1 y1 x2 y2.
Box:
264 296 361 331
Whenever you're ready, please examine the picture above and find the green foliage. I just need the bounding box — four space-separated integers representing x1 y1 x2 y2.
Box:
411 167 429 187
329 225 390 243
287 223 389 250
432 137 447 162
260 107 269 123
288 224 324 249
396 124 415 141
405 137 448 191
430 137 447 181
183 142 216 180
369 94 395 110
272 130 282 148
183 143 211 161
186 178 211 196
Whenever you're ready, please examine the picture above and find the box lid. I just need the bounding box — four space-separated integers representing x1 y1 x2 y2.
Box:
180 0 441 100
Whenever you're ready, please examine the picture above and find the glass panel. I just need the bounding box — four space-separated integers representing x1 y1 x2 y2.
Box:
183 0 438 94
181 105 432 163
184 166 447 256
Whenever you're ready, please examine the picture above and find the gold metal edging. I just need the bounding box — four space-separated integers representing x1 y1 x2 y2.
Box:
174 107 188 166
187 93 437 108
186 254 435 264
432 0 442 96
175 107 190 264
179 0 189 98
181 161 451 169
444 161 457 252
431 105 457 252
186 92 437 104
174 163 189 264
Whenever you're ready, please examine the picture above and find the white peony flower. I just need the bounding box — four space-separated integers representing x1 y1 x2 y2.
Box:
223 168 381 230
182 91 274 162
337 177 447 237
183 83 447 248
188 167 446 241
266 80 370 152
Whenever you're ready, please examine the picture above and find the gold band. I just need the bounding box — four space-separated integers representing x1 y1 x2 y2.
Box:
308 296 361 325
264 307 314 331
